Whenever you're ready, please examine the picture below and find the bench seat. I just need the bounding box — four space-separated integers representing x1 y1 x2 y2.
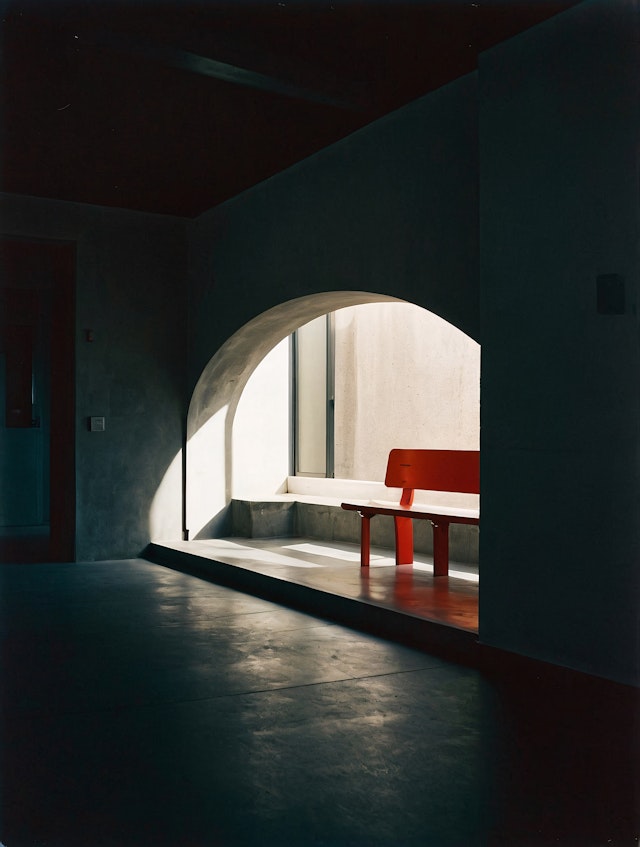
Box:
341 449 480 576
366 500 479 521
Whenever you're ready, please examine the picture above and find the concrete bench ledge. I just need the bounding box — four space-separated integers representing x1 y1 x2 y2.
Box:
229 494 479 565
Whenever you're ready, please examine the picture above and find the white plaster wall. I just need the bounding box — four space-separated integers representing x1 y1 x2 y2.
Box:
187 406 229 539
334 302 480 481
227 302 479 499
232 339 290 499
149 449 183 542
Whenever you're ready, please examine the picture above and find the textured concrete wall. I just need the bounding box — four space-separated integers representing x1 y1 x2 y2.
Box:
334 302 480 481
0 193 188 560
187 71 479 393
479 0 639 685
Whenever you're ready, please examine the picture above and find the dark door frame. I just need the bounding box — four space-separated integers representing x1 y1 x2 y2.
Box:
0 238 76 561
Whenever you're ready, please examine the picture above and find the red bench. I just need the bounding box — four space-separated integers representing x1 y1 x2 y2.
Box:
341 449 480 576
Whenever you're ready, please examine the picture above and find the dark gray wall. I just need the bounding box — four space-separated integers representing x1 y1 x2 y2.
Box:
479 0 639 685
188 73 479 390
1 193 188 560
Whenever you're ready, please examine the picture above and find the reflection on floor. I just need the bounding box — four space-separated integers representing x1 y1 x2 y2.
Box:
152 536 478 630
147 536 481 666
1 557 637 847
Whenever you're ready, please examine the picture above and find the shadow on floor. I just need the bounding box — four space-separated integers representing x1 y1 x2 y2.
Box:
0 556 637 846
146 536 481 665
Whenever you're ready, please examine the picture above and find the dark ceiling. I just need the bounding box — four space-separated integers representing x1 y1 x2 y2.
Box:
1 0 579 218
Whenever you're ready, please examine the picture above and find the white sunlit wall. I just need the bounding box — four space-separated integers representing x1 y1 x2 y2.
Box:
231 338 291 500
230 301 480 500
334 302 480 481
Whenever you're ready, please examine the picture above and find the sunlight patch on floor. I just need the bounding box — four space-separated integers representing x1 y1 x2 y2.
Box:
282 542 363 562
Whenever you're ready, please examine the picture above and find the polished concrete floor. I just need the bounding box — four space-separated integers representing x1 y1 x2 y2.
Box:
147 537 480 662
171 537 479 626
1 556 638 846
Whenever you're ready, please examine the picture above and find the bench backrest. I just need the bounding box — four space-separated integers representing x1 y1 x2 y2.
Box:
385 449 480 506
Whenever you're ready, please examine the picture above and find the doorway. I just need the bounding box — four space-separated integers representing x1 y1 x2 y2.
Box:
0 239 75 562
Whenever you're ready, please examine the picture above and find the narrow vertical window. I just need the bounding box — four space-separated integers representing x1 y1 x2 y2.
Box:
292 314 334 478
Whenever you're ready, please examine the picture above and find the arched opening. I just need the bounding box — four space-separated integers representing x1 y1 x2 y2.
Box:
185 292 479 563
185 291 401 539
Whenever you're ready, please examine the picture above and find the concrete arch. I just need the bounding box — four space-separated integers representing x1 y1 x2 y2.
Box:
185 290 478 541
186 291 402 538
187 291 401 439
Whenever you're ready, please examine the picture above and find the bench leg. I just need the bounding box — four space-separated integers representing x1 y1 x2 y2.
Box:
432 521 450 577
359 513 372 567
394 516 414 565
